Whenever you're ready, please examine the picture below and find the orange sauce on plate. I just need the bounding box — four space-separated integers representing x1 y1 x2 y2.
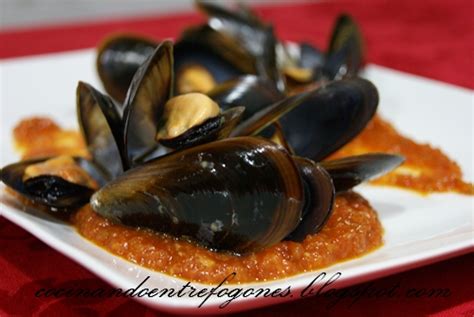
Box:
7 116 473 284
329 116 473 195
72 192 381 284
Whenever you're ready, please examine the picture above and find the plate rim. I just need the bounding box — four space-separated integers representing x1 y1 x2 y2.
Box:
1 189 472 314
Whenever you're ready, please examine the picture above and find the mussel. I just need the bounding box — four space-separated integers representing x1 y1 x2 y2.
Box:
196 1 285 91
97 34 157 103
77 81 126 178
122 41 245 166
121 40 174 166
90 137 334 254
324 14 364 80
197 1 363 86
232 77 379 162
156 94 244 150
298 43 325 75
279 14 363 85
174 27 246 92
286 157 334 242
0 156 107 210
321 154 405 192
207 75 285 121
96 31 247 103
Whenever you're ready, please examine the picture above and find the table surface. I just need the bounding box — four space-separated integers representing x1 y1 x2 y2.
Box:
1 0 473 316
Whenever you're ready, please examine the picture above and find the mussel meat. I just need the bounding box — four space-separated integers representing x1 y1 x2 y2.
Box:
122 41 244 166
174 29 245 92
1 156 107 210
156 93 244 150
96 31 247 103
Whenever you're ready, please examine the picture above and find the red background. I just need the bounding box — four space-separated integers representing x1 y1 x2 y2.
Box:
1 0 473 316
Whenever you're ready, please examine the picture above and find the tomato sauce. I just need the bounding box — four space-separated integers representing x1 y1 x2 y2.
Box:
329 116 473 195
73 192 382 284
8 116 472 284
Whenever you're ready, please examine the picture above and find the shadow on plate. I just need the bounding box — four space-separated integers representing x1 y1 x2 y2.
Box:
369 201 405 220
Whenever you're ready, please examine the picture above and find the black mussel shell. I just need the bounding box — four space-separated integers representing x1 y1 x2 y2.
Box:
158 106 244 149
286 157 334 242
324 14 364 80
77 81 126 178
91 137 305 254
122 41 174 167
176 25 248 80
255 25 286 92
280 42 325 84
196 0 265 29
321 154 405 192
195 1 285 91
1 157 107 210
96 32 243 102
207 75 285 121
299 42 325 73
230 88 311 137
195 0 266 65
234 1 263 25
96 34 157 103
282 14 363 84
95 29 250 101
232 77 378 162
278 78 377 161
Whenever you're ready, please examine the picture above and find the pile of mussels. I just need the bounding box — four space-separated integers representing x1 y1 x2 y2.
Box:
1 2 404 254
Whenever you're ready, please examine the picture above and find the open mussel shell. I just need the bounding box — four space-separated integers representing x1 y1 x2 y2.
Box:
122 41 174 167
232 77 379 162
285 157 334 242
280 42 325 84
195 1 266 69
321 154 405 192
158 106 245 150
95 29 250 100
77 81 126 178
192 1 286 91
96 31 243 101
324 14 364 80
207 75 285 121
91 137 305 254
122 40 245 163
96 34 157 103
279 14 363 85
176 25 247 82
0 157 107 210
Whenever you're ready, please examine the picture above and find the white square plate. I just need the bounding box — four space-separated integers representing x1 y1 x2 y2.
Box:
1 50 473 314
